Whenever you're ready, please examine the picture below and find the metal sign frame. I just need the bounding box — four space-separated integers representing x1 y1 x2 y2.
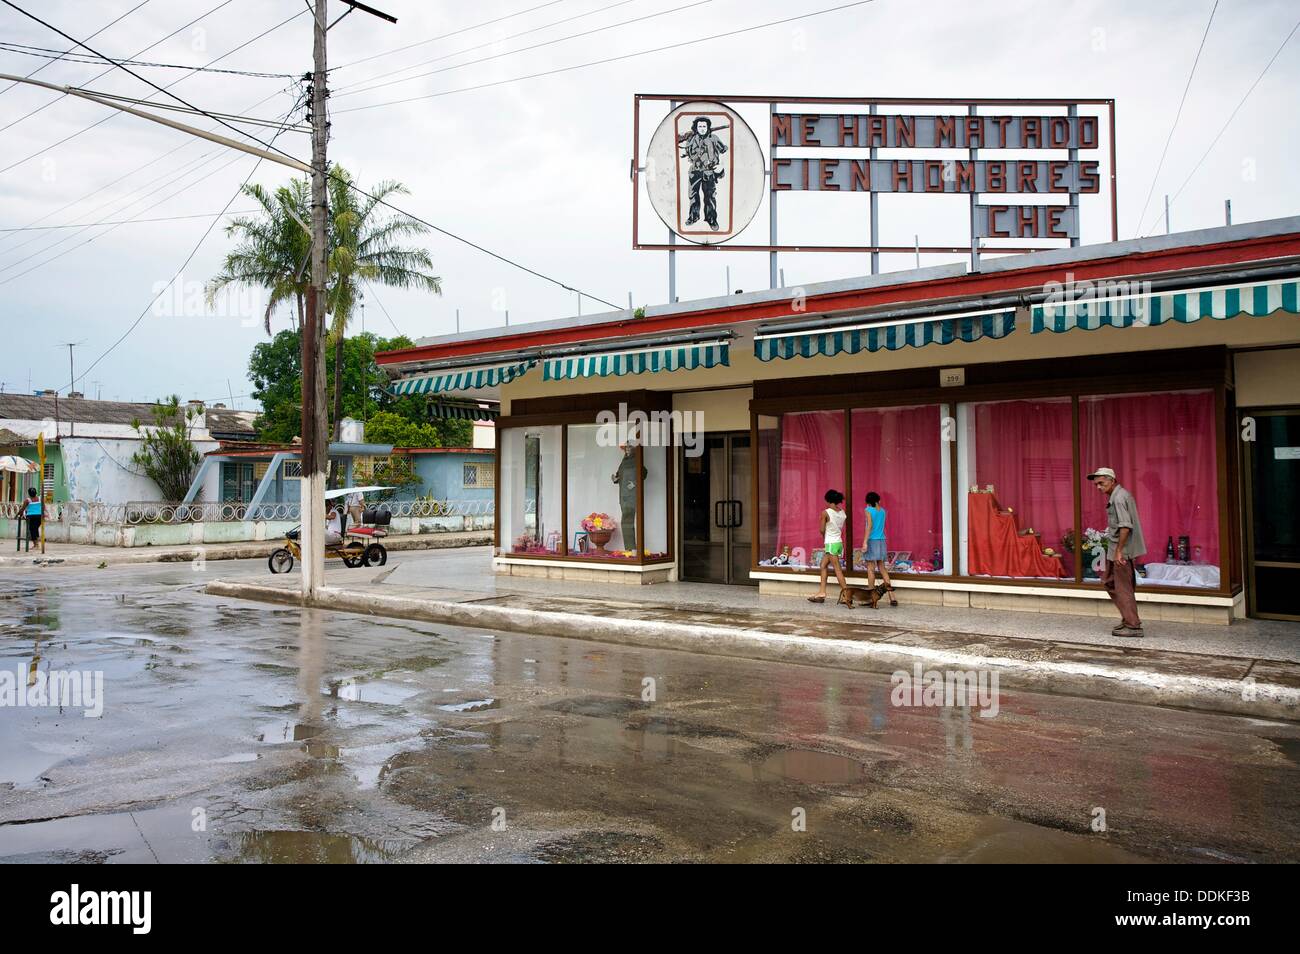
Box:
631 94 1118 268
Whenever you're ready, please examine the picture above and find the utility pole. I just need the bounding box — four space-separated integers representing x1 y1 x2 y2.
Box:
299 0 330 600
300 0 396 600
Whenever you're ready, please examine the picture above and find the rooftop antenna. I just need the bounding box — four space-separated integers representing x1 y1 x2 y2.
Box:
59 340 85 436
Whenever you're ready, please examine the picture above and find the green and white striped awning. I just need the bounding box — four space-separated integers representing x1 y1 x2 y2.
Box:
391 360 534 396
1032 279 1300 333
754 311 1016 361
428 399 498 422
543 341 729 380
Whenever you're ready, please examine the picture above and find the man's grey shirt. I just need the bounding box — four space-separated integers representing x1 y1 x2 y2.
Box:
1105 484 1147 559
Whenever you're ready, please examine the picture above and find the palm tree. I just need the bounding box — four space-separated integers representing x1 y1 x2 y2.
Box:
208 177 312 335
323 167 441 442
208 164 441 444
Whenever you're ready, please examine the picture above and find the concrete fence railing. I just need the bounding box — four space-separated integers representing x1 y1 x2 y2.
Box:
1 498 494 547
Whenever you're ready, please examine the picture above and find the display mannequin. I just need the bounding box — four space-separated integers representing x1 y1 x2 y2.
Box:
611 430 648 552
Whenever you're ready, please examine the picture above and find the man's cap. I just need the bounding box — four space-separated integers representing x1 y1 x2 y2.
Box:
1086 466 1117 481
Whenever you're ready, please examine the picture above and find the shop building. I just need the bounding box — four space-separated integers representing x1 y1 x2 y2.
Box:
377 217 1300 623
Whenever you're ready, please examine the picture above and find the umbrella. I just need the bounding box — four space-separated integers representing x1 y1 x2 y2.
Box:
0 456 39 473
322 485 392 501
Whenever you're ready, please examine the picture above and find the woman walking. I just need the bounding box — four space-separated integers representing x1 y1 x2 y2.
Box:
862 491 898 607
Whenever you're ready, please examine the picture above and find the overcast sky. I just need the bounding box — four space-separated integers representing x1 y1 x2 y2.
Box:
1 0 1296 408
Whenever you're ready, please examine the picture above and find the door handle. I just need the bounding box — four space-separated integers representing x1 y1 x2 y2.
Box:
715 500 726 528
730 500 743 528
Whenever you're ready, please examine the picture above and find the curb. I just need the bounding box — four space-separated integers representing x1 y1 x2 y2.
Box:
0 534 491 569
203 579 1300 721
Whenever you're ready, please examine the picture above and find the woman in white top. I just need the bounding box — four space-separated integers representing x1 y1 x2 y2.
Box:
809 489 848 603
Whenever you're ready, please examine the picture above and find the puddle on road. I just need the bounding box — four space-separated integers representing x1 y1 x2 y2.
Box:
215 830 406 863
0 804 410 864
0 739 66 786
437 698 499 714
755 748 868 785
327 678 420 705
255 721 323 745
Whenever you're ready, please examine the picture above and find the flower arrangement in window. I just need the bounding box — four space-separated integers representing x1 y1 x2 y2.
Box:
581 512 617 553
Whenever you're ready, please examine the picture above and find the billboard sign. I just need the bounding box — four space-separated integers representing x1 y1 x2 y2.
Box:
632 95 1116 257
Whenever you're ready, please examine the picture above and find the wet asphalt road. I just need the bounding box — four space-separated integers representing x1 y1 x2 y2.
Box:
1 554 1298 863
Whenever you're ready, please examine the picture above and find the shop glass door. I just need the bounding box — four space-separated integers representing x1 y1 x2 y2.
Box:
681 432 753 585
1247 409 1300 619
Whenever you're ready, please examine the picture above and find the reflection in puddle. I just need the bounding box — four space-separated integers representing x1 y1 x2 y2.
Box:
255 721 322 744
438 698 499 713
215 830 406 863
327 677 420 705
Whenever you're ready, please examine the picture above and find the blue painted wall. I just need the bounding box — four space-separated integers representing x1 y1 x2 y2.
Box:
411 452 494 501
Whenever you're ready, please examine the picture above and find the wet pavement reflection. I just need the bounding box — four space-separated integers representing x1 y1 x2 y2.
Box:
0 564 1297 863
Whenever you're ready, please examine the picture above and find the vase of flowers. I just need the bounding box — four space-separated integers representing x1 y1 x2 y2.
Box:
581 512 617 553
1064 527 1108 578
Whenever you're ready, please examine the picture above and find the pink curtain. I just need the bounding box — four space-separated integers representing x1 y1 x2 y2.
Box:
851 405 945 566
1080 390 1218 565
970 399 1075 573
774 411 845 563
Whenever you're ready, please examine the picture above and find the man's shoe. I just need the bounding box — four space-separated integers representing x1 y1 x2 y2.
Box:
1111 624 1126 635
684 214 699 226
709 221 719 231
1115 626 1145 638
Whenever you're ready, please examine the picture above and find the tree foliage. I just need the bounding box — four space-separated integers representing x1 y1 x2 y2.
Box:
247 330 472 447
130 396 202 502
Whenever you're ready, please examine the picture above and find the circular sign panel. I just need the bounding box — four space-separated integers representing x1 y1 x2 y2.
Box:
645 100 764 245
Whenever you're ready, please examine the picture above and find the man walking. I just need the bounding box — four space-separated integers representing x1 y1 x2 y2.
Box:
1088 467 1146 638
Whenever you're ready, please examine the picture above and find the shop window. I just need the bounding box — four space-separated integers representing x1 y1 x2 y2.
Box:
1079 390 1219 589
958 398 1073 580
565 421 669 562
500 425 562 555
756 410 845 569
850 404 952 576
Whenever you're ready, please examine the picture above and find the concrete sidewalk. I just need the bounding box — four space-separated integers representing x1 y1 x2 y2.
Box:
205 547 1300 721
0 531 490 568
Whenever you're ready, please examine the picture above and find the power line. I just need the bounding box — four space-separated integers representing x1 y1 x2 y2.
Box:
1133 0 1218 238
0 0 236 136
332 0 638 94
0 85 309 281
329 0 566 71
0 142 231 260
336 0 720 101
0 40 296 78
0 85 291 252
0 2 303 173
0 0 310 173
0 0 150 98
9 2 625 312
0 209 259 232
0 151 253 283
42 105 302 394
334 0 878 113
1149 12 1300 236
362 281 403 337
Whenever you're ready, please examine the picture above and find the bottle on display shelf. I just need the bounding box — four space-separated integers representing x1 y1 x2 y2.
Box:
1165 536 1175 562
932 547 942 571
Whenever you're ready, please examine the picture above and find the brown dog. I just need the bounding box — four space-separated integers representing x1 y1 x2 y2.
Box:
838 585 879 608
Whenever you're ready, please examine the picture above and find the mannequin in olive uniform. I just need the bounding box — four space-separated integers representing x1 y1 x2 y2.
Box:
612 438 648 553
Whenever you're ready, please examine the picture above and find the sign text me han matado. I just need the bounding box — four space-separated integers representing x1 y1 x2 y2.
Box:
638 97 1114 249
